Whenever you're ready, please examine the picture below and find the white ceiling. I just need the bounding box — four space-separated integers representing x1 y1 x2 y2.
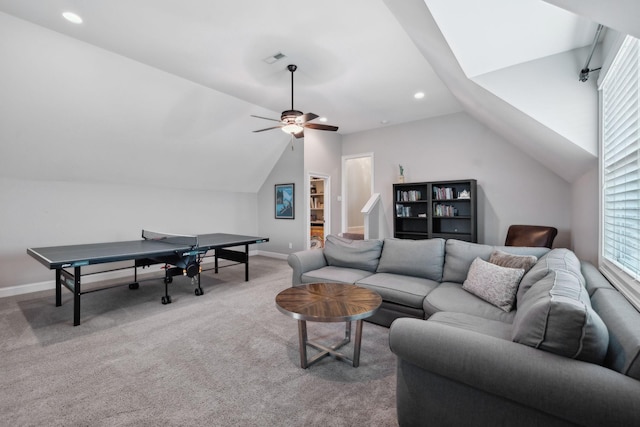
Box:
0 0 464 135
0 0 602 136
1 0 634 190
424 0 599 77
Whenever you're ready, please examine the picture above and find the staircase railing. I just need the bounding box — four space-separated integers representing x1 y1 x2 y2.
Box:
361 193 381 240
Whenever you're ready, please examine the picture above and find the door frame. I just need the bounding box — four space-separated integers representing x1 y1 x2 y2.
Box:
306 172 331 249
341 152 374 235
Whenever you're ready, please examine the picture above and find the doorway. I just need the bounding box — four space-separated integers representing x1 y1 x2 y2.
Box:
342 153 374 238
307 173 330 249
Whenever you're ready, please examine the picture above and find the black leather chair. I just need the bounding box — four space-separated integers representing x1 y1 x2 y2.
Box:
505 225 557 249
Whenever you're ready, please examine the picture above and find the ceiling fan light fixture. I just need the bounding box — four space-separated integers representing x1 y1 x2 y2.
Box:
282 123 304 134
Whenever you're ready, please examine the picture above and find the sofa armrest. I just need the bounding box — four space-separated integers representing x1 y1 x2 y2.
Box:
287 250 327 285
389 318 640 426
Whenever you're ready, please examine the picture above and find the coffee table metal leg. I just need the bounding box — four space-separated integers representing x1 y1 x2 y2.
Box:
353 319 364 367
344 321 351 343
297 320 308 369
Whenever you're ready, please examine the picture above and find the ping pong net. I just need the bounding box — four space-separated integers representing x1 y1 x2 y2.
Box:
141 230 199 248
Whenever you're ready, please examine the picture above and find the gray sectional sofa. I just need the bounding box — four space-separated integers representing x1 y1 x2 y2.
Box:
287 235 640 426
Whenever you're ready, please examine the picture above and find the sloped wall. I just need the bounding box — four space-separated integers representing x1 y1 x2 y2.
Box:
343 112 573 248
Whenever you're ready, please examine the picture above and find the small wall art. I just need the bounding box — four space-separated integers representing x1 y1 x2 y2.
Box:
275 183 295 219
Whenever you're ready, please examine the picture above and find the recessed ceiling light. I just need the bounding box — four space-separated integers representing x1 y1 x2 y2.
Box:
414 92 425 99
381 119 389 125
62 12 83 24
319 117 327 122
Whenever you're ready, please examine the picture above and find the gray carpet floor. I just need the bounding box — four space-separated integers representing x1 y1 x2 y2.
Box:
0 256 398 426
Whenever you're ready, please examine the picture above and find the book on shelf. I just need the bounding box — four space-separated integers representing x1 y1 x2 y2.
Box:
396 204 415 217
310 198 324 209
433 204 458 217
396 190 422 202
432 186 458 200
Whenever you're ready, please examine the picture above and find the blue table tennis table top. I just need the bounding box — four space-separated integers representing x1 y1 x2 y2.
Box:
28 233 269 269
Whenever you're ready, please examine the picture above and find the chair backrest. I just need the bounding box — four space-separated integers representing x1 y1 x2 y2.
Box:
505 225 557 248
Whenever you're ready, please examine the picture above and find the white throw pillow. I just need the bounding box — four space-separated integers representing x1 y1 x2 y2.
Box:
463 257 525 312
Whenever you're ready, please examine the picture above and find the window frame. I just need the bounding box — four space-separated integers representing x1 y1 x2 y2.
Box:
599 34 640 310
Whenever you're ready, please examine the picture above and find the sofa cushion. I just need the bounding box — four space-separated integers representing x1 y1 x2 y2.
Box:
423 282 517 323
427 312 513 340
442 240 548 284
489 249 537 272
512 269 609 364
376 238 445 281
323 235 383 273
301 266 373 284
463 257 524 312
517 248 584 305
442 240 494 284
581 261 615 296
357 272 439 309
591 288 640 381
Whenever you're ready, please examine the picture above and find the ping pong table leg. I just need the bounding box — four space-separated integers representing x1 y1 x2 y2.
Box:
194 272 203 296
73 266 81 326
55 269 62 307
244 244 249 281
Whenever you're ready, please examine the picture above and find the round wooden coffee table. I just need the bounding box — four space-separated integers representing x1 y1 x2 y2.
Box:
275 282 382 368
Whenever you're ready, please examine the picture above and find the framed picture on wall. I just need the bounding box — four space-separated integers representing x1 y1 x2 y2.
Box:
275 183 295 219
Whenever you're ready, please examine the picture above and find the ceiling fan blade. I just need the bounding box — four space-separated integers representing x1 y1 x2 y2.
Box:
253 126 283 133
293 130 304 139
304 123 339 132
297 112 319 124
251 115 281 123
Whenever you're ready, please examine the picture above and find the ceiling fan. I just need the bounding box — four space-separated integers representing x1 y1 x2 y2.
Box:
251 64 338 139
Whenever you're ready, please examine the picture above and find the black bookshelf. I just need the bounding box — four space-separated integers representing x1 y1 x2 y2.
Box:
393 179 477 242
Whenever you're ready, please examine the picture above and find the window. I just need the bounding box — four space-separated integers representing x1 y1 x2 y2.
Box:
600 35 640 308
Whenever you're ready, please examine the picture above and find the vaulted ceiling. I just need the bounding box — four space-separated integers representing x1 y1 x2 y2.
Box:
1 0 638 191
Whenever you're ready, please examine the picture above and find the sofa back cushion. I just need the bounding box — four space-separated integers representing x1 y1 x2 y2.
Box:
323 235 383 273
442 240 548 284
442 240 494 283
581 261 615 296
512 269 609 364
517 248 584 304
376 238 445 281
591 288 640 380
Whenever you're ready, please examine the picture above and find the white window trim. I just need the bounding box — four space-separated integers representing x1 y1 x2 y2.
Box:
598 34 640 311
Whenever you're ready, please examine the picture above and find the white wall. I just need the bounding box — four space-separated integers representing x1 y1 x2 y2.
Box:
0 12 286 193
0 13 279 292
257 142 305 254
304 130 343 235
571 166 598 263
1 177 258 289
473 45 601 156
342 112 572 247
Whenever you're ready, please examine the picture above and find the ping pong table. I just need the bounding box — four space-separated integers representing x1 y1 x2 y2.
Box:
27 230 269 326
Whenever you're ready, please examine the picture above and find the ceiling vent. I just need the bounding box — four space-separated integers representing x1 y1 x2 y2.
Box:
263 52 286 65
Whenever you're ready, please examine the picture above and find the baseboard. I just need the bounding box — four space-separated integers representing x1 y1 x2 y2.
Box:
1 251 268 299
256 250 289 260
0 280 56 298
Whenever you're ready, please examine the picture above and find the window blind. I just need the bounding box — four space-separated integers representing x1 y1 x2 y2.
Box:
601 35 640 278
